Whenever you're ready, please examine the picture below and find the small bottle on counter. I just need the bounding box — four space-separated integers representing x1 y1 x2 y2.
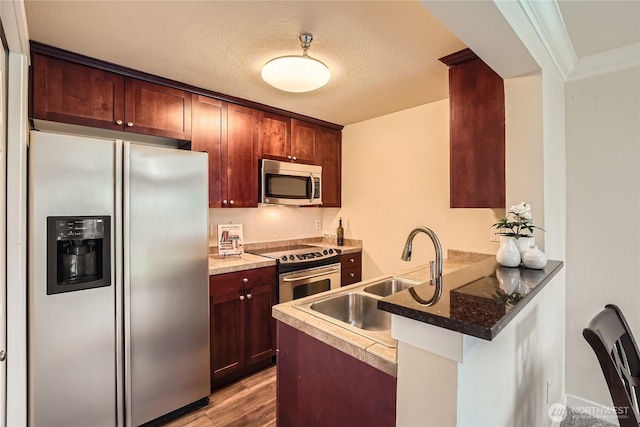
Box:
337 217 344 246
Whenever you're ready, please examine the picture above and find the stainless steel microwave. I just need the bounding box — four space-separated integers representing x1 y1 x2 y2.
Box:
259 159 322 206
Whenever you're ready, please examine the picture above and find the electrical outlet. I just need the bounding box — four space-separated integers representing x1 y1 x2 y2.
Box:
315 219 321 229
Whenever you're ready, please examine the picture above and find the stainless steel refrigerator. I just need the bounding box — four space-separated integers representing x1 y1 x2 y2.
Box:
28 130 210 426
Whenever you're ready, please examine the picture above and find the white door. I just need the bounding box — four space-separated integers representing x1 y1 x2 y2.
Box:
0 30 8 427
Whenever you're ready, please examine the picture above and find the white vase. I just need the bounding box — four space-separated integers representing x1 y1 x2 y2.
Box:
522 245 547 269
496 236 521 267
514 236 534 257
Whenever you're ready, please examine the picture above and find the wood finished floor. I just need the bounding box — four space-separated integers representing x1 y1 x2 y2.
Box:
163 366 277 427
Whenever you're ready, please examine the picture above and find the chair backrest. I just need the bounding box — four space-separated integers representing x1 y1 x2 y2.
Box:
583 304 640 427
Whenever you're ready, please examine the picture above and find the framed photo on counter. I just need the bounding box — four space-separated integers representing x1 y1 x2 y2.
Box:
217 224 244 256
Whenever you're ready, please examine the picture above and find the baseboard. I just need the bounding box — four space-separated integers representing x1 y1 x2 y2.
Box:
565 394 620 425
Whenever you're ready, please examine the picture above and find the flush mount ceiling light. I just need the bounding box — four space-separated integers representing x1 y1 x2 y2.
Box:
261 34 331 93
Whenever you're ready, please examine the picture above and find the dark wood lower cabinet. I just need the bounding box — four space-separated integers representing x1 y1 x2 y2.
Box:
276 322 396 427
210 266 276 389
341 252 362 286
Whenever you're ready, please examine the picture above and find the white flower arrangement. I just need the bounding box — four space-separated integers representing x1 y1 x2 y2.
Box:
492 201 544 239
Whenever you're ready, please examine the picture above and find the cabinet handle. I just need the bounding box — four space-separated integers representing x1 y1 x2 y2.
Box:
246 293 252 299
349 258 355 263
222 200 227 205
239 295 245 301
0 350 5 361
292 156 297 161
116 120 123 125
242 278 248 284
287 155 292 160
127 122 134 127
349 273 355 277
229 200 235 206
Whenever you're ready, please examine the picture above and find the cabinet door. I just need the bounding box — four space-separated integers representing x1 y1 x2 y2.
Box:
124 78 192 140
258 111 291 161
210 289 244 381
290 119 317 164
31 54 125 130
442 50 505 208
192 95 228 207
244 282 276 366
226 104 259 207
316 126 342 207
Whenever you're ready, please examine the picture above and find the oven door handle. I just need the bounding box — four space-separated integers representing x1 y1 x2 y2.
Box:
282 268 340 282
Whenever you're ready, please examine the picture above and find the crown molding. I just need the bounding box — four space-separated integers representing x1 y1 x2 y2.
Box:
518 0 576 81
568 42 640 81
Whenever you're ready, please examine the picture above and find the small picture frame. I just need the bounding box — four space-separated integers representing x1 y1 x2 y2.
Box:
217 224 244 256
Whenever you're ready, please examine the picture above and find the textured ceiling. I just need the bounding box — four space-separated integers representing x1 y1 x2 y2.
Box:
24 0 467 126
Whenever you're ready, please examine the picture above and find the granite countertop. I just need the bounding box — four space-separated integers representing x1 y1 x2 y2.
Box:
378 257 564 341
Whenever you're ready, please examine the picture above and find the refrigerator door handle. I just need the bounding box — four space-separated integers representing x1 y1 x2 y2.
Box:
122 141 133 427
114 140 125 427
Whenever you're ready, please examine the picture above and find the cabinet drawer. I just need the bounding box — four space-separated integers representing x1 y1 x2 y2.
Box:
342 266 362 286
340 252 362 268
210 266 276 296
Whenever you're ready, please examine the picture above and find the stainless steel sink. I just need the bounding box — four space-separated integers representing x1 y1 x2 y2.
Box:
310 293 390 331
293 276 418 347
363 278 418 297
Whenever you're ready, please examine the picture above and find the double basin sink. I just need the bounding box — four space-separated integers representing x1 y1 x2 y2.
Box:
294 277 421 347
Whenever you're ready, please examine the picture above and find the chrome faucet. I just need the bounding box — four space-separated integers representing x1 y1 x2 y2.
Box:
401 226 443 306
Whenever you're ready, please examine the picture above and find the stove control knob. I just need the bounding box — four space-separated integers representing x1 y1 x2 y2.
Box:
328 249 334 254
281 255 287 262
323 249 328 255
289 255 295 260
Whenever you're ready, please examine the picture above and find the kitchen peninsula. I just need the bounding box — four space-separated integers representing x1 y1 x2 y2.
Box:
273 253 563 426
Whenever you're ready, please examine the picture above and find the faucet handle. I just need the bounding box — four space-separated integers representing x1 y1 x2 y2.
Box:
429 260 435 285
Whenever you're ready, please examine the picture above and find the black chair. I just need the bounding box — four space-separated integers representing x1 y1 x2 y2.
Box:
583 304 640 427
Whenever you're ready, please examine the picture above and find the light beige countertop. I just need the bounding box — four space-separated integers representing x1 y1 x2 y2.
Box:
272 250 488 377
273 280 398 377
208 237 362 275
208 253 276 275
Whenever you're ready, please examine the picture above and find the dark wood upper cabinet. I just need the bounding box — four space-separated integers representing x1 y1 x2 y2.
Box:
226 104 259 208
30 43 343 210
32 53 192 140
258 114 316 165
258 111 291 161
192 95 227 207
192 97 258 208
124 78 192 140
31 54 125 130
290 119 317 164
316 126 342 207
440 48 505 209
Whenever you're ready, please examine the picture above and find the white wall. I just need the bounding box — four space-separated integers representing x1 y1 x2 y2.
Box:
565 66 640 407
209 207 324 244
325 100 501 280
505 72 545 249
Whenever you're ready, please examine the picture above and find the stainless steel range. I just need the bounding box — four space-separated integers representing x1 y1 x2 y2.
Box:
249 245 341 303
